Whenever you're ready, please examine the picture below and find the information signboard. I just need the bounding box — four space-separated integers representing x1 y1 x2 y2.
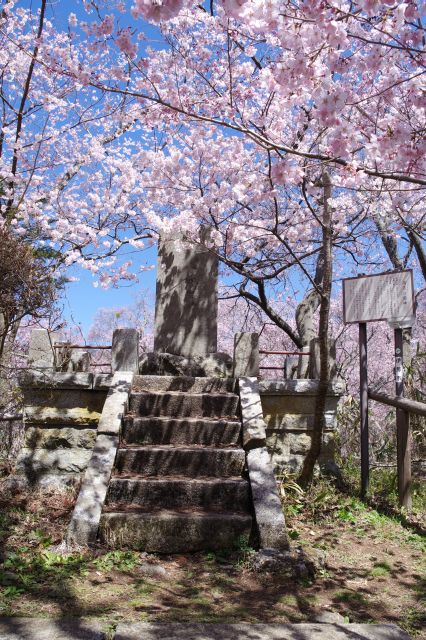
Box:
343 270 415 325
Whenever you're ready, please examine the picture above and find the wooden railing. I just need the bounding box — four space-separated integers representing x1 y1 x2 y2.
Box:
368 389 426 509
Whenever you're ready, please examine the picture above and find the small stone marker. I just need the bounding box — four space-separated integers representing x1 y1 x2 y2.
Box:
111 328 139 373
233 332 259 378
154 233 218 357
284 355 298 379
28 329 59 369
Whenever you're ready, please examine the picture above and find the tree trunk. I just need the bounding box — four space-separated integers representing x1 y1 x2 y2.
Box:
298 171 333 487
0 312 19 415
295 245 325 376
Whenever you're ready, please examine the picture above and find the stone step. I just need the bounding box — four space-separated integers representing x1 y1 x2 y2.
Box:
106 477 251 512
114 446 246 478
129 392 239 419
122 416 242 446
99 510 252 552
132 375 237 394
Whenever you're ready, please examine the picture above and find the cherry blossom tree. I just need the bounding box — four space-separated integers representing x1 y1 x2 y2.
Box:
2 0 425 482
0 0 158 386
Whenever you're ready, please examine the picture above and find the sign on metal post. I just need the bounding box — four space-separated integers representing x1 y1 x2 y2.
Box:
343 270 415 325
343 270 415 503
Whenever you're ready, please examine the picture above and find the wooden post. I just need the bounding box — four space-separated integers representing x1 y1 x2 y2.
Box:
394 328 412 509
359 322 369 500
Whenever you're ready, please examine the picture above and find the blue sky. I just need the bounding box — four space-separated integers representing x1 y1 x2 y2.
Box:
63 245 158 335
37 1 165 335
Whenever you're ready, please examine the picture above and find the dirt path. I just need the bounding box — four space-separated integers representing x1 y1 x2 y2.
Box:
0 484 424 638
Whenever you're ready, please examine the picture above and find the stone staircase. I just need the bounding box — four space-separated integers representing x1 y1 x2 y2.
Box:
98 376 253 552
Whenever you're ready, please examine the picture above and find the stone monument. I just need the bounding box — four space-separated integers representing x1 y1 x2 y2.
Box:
154 232 218 358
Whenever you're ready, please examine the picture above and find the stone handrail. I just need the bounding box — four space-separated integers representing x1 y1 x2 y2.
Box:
66 371 134 547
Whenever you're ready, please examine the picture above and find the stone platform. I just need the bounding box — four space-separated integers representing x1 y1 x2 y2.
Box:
0 620 412 639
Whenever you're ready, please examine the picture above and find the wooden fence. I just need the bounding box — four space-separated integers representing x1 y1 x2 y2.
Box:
368 389 426 509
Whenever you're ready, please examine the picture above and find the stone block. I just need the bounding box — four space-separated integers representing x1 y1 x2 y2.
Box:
24 426 97 450
111 329 139 373
0 618 105 639
23 406 102 426
16 448 92 478
19 371 93 390
275 454 305 474
28 329 59 369
23 389 106 411
263 413 337 432
154 233 218 357
93 373 114 389
259 380 345 396
106 477 250 512
111 622 411 640
115 446 245 478
133 375 236 393
247 447 289 550
261 395 339 418
288 432 312 455
233 333 259 378
123 416 241 447
139 352 232 378
67 433 119 546
265 432 290 461
99 511 252 553
284 355 298 379
266 431 334 474
238 377 266 450
23 389 106 425
97 371 133 435
130 391 239 419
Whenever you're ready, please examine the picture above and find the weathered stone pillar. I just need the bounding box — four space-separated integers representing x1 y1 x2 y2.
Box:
233 332 259 378
154 233 218 357
112 329 139 373
284 355 298 379
28 329 59 370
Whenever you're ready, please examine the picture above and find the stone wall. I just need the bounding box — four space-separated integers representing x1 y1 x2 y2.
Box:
259 380 344 474
15 371 112 487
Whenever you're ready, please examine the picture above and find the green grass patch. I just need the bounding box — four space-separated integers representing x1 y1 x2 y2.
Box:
369 561 392 578
333 590 368 605
93 551 139 573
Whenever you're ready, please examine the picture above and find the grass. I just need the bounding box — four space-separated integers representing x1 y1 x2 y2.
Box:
333 590 368 605
337 455 426 518
369 562 392 578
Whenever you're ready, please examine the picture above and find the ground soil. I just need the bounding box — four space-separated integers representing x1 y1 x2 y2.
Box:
0 482 424 638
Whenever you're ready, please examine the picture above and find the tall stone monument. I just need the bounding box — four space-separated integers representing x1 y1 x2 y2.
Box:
154 232 218 357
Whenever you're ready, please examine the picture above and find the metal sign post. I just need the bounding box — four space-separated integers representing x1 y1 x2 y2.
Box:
343 270 415 501
392 326 412 509
359 322 369 500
